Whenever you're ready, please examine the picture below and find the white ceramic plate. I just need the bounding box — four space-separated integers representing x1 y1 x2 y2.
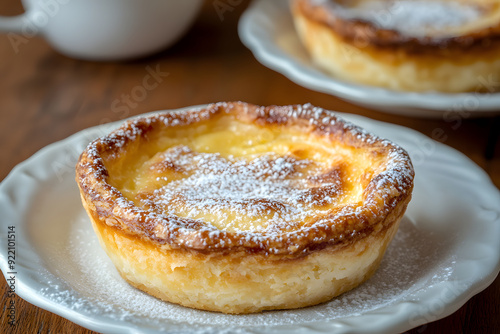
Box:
238 0 500 118
1 106 499 334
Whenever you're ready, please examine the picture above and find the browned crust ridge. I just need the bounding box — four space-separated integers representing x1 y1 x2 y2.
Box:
75 102 414 258
292 0 500 55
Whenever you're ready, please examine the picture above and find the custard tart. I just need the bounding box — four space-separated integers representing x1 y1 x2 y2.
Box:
291 0 500 92
75 102 414 314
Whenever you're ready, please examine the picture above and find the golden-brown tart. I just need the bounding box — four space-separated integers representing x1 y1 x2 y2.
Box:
75 102 414 314
291 0 500 92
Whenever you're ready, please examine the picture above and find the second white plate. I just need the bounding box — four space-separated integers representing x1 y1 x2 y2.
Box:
238 0 500 118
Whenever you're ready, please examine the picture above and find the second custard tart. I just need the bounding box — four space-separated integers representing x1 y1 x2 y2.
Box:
291 0 500 92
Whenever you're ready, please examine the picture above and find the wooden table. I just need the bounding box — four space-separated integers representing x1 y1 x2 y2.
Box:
1 1 499 333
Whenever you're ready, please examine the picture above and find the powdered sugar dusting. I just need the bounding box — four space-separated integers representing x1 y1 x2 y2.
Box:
316 0 482 36
137 146 340 232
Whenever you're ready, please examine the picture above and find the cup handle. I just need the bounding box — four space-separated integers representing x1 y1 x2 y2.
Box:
0 12 39 35
0 14 26 34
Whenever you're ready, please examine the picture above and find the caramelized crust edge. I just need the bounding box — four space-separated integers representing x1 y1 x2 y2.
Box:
292 0 500 54
75 102 414 257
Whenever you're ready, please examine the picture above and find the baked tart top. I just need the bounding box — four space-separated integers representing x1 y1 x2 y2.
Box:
76 102 414 256
294 0 500 51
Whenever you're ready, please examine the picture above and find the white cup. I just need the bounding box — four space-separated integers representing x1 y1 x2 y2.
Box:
0 0 203 60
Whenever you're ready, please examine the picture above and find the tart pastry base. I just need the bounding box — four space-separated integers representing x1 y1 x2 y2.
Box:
291 0 500 92
86 199 404 314
76 102 414 314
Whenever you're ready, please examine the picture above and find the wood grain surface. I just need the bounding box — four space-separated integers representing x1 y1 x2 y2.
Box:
0 0 499 333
